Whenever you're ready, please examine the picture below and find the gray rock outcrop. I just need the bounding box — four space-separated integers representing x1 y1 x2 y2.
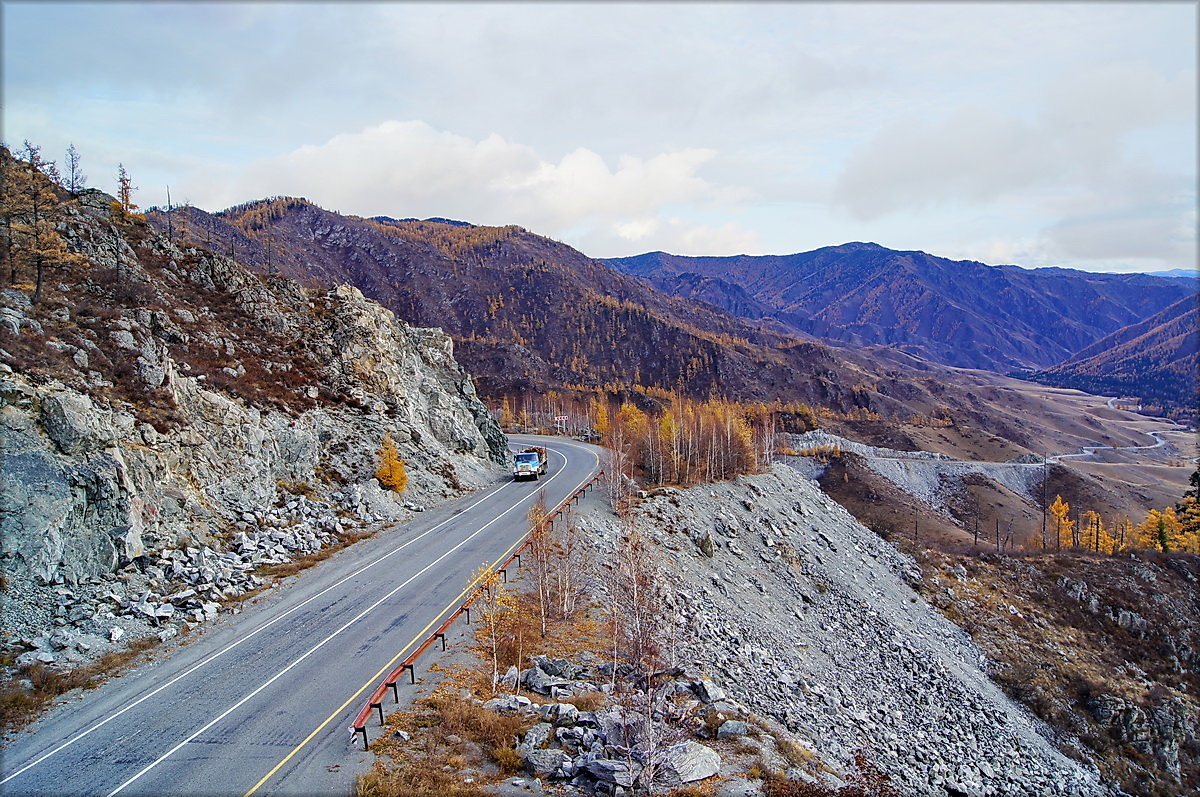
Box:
0 200 509 650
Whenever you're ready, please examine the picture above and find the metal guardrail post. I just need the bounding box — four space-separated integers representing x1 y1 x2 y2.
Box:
349 468 607 753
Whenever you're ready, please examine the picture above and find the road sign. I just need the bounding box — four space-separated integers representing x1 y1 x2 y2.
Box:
554 415 568 422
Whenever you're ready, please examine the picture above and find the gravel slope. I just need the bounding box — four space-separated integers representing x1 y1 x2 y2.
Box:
574 466 1106 796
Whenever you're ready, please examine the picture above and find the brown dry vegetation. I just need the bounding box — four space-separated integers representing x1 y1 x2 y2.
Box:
358 688 535 797
359 580 608 797
0 635 161 732
917 548 1200 796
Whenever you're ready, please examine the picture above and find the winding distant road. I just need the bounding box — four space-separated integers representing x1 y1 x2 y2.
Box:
1 435 600 797
1048 430 1169 463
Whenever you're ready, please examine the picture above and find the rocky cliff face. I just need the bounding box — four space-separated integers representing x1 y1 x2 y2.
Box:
0 187 507 651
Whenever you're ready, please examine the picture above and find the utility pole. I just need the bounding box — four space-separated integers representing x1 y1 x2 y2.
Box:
1041 453 1049 549
995 517 1001 553
973 515 979 548
165 185 173 242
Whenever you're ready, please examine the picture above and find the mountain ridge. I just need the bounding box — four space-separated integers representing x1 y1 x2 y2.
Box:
603 246 1193 374
1030 295 1198 414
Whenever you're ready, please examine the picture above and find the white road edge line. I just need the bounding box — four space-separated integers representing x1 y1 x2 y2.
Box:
242 439 601 795
2 475 516 786
106 440 592 796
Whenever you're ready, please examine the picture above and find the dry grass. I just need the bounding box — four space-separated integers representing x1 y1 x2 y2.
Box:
357 764 485 797
469 588 609 686
277 479 317 499
563 690 606 712
666 782 719 797
363 581 614 793
357 688 535 797
0 635 161 731
760 751 897 797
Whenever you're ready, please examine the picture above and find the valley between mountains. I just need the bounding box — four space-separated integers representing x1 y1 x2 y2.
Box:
1 146 1198 796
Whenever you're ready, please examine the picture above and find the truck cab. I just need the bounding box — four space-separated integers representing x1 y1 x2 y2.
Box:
513 447 549 481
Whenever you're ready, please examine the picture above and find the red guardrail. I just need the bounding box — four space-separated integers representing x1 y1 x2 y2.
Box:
350 469 605 749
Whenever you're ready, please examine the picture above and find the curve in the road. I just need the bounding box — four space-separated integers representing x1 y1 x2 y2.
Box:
1 435 601 797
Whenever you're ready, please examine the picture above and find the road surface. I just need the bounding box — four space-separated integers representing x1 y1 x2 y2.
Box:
1 435 600 797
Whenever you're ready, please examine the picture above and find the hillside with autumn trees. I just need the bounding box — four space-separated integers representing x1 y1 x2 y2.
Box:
142 199 1186 464
1030 295 1199 419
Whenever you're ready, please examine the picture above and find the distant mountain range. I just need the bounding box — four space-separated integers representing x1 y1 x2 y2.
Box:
603 245 1194 373
1143 268 1198 280
154 200 886 408
148 201 1195 420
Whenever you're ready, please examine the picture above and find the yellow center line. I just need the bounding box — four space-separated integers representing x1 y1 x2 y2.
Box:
244 448 596 797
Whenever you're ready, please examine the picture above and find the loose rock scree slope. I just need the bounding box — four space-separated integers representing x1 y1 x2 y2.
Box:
572 466 1104 795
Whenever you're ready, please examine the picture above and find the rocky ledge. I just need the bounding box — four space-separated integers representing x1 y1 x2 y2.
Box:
1 193 510 660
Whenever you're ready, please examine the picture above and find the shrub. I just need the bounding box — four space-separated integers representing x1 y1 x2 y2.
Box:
376 435 408 492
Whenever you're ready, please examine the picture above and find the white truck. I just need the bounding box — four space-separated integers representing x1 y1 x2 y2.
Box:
513 446 549 481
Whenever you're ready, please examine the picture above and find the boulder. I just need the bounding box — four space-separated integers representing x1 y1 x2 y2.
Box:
483 694 533 714
520 722 554 752
693 678 726 703
538 702 580 726
497 664 519 690
656 741 721 787
717 719 749 739
524 666 572 695
523 748 573 779
585 759 638 788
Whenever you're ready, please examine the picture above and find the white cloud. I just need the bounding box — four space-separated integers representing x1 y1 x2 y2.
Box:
601 216 759 256
7 3 1191 270
830 61 1196 268
188 120 754 257
1039 209 1197 267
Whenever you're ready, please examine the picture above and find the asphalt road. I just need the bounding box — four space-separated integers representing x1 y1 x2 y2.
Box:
1 435 601 797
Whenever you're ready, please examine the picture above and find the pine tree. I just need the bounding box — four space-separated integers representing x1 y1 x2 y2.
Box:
113 163 139 222
64 144 86 194
1 142 82 302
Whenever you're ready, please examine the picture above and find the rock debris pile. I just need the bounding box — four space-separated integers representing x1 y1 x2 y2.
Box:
569 466 1106 796
483 655 755 795
1 191 508 665
6 487 431 668
788 430 1045 511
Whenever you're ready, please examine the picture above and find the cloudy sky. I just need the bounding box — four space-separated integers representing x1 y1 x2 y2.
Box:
4 2 1195 272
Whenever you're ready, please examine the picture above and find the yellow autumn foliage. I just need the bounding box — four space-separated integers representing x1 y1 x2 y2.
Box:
376 434 408 492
